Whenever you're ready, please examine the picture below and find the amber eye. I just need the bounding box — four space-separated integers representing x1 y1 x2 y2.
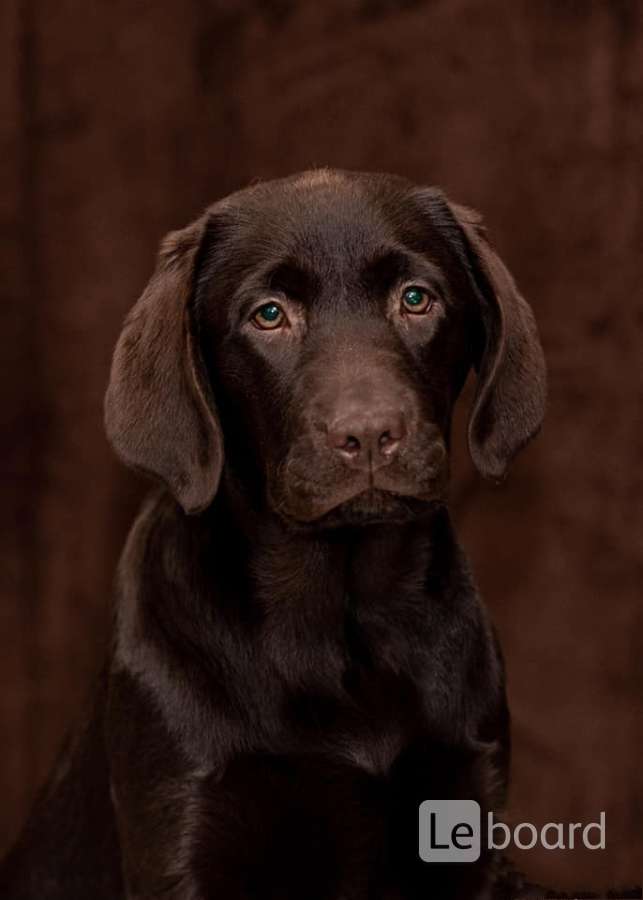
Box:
252 302 286 330
401 286 433 314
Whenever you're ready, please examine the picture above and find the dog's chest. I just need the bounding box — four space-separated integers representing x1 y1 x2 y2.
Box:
284 663 427 776
260 586 433 774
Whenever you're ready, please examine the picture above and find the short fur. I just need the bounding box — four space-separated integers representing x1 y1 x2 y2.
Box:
1 169 548 899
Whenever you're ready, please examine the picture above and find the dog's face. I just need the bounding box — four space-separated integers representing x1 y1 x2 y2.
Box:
196 172 475 526
105 170 546 527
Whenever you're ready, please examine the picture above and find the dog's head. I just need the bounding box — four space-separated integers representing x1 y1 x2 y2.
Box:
105 169 546 527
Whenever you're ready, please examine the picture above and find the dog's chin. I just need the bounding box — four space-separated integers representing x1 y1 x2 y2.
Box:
320 488 441 528
278 486 444 531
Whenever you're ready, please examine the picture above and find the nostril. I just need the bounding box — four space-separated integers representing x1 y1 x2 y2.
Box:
378 413 406 454
378 429 401 456
343 435 361 454
327 424 363 454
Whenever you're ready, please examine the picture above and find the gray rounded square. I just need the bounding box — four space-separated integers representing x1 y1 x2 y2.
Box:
418 799 481 863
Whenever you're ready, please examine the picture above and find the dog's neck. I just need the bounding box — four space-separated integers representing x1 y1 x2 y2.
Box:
118 485 482 763
220 475 432 567
195 479 470 625
125 482 471 657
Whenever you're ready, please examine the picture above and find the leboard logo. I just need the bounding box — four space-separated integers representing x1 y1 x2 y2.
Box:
419 800 481 863
419 801 606 863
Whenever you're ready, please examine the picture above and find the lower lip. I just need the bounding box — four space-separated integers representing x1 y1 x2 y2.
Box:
324 485 438 518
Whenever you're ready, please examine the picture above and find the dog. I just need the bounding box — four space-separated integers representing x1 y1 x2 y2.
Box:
0 168 547 899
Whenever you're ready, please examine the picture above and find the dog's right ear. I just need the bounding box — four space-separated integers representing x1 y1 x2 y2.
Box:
104 215 223 514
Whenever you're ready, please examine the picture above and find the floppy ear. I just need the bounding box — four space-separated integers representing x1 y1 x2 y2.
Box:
422 191 546 480
104 215 223 514
451 201 547 479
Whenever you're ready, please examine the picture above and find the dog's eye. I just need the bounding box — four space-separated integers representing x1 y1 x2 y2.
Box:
252 302 286 330
401 286 433 315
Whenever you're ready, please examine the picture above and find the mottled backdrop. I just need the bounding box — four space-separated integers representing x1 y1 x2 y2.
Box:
1 0 641 889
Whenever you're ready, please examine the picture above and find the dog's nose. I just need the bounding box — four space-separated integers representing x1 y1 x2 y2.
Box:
327 409 406 469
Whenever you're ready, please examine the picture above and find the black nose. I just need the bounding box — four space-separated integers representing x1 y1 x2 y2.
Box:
327 408 407 470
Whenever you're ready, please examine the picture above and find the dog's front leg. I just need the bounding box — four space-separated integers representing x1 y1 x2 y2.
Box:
385 737 502 900
111 772 216 900
105 667 252 900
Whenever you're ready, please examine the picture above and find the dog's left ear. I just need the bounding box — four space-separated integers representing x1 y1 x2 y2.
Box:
104 214 223 514
421 191 547 480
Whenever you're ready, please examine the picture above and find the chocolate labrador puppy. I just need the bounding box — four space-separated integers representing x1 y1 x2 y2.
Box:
0 169 546 899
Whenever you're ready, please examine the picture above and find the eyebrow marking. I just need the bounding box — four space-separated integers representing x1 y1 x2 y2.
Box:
267 261 319 300
361 249 450 301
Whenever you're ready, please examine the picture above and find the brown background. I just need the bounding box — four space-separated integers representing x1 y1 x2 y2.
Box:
1 0 641 889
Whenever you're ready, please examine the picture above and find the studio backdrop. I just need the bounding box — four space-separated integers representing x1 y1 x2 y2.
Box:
1 0 641 888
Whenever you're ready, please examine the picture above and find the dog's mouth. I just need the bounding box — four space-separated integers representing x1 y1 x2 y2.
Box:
320 486 442 527
275 476 447 528
270 434 449 528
